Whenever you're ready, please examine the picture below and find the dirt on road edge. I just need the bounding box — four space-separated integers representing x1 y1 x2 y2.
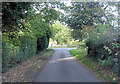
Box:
2 49 54 82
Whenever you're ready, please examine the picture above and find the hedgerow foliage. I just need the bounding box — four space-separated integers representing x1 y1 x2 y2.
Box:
2 2 58 72
86 29 119 76
2 18 52 72
65 2 119 76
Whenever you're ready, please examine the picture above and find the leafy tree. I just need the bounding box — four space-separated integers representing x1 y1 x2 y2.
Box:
65 2 105 40
51 21 72 44
33 2 65 24
2 2 33 32
2 2 61 72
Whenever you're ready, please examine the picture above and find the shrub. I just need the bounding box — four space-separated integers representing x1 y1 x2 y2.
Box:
2 32 37 72
98 56 114 68
85 29 108 59
113 62 119 76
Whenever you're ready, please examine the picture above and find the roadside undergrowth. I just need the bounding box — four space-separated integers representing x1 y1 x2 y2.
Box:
2 49 54 82
70 48 118 82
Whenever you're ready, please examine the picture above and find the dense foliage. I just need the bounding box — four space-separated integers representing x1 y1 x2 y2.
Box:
65 2 119 77
2 2 33 32
2 2 120 79
2 2 59 72
51 21 72 45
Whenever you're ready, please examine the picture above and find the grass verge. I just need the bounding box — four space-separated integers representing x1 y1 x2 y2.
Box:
2 49 54 82
70 48 118 82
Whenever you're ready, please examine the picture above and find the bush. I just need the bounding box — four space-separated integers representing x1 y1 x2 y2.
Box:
113 62 119 76
78 41 86 49
85 29 108 59
2 14 53 73
98 56 114 68
2 32 37 72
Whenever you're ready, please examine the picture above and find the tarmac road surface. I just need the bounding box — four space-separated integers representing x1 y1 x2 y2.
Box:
34 48 102 82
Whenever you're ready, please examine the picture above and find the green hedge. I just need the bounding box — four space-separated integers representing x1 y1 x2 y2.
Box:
2 32 37 72
85 26 119 76
2 18 52 73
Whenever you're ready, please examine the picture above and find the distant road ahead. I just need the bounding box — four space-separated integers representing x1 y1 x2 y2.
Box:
34 48 101 82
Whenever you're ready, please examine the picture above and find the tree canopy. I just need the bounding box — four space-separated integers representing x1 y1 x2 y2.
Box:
51 21 72 44
2 2 120 78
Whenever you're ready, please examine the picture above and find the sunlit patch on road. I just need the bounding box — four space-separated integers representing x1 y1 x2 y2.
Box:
50 57 75 63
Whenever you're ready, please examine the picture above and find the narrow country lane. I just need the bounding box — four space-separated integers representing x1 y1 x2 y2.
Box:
34 48 102 82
